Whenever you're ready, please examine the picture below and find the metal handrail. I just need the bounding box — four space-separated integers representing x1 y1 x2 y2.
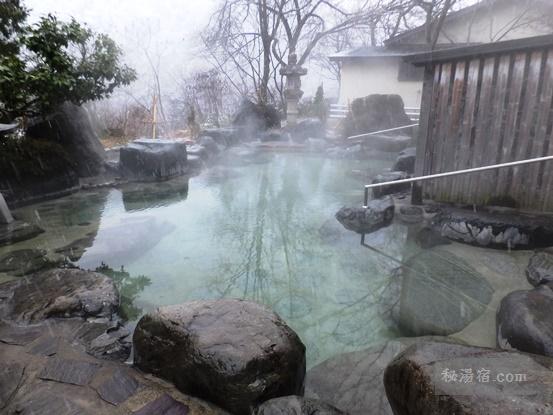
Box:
347 124 419 141
363 154 553 207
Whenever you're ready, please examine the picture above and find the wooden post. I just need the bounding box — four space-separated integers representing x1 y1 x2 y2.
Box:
412 63 435 205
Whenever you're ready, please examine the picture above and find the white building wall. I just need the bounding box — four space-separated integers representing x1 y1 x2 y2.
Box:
338 57 423 108
338 0 552 108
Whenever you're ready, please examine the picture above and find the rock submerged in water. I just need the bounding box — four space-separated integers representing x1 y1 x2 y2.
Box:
0 220 44 247
253 396 345 415
0 249 54 276
306 337 458 415
393 249 493 336
0 268 119 322
335 197 394 234
384 341 553 414
497 283 553 358
133 299 306 415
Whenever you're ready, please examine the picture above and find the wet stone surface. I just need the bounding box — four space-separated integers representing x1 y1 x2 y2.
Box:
497 283 553 358
384 341 553 414
0 220 44 247
39 358 101 386
526 250 553 286
133 299 306 415
253 396 345 415
0 248 54 276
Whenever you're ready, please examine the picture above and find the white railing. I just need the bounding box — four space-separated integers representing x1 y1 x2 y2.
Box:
405 107 420 122
362 154 553 207
330 104 348 119
330 104 420 121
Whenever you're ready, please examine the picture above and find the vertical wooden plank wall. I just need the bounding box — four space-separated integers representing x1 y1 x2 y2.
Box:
420 46 553 211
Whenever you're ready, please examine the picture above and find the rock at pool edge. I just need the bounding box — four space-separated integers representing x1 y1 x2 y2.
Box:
133 299 306 415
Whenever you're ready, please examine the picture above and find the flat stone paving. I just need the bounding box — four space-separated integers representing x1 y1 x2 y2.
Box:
0 320 230 415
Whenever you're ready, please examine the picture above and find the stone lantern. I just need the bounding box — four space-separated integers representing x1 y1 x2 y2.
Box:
280 53 307 125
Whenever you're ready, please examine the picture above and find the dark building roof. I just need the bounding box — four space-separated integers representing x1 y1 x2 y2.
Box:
404 33 553 66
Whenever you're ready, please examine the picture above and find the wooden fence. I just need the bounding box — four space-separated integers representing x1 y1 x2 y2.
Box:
407 35 553 212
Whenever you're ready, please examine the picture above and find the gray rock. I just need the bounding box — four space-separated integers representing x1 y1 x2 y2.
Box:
0 249 54 276
361 134 412 153
434 208 553 249
93 369 139 405
260 130 288 142
198 135 223 154
186 144 209 160
397 206 424 224
134 394 190 415
384 341 553 414
254 396 345 415
335 197 394 234
497 284 553 357
0 268 119 322
285 118 325 142
393 147 416 173
306 337 458 415
133 299 306 415
27 102 106 177
0 221 44 247
395 249 493 336
526 251 553 286
342 94 413 139
371 171 410 198
201 128 240 147
39 358 101 386
119 139 188 179
233 100 281 138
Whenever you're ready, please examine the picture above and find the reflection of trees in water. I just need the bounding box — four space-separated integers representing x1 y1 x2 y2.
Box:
207 156 403 360
95 262 151 321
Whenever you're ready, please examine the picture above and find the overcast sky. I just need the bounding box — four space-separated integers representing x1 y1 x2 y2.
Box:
23 0 336 102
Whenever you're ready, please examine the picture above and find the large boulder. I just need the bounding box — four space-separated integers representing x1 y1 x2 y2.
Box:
133 299 306 415
526 251 553 286
497 284 553 357
26 102 106 177
253 396 345 415
342 94 412 139
201 128 240 147
433 208 553 249
393 147 416 173
371 171 410 198
119 139 188 180
393 249 493 336
335 197 394 234
0 268 119 322
233 100 281 138
306 337 458 415
384 341 553 414
284 118 325 142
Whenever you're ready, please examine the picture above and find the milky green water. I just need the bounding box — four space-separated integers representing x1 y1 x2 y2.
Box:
8 151 413 366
